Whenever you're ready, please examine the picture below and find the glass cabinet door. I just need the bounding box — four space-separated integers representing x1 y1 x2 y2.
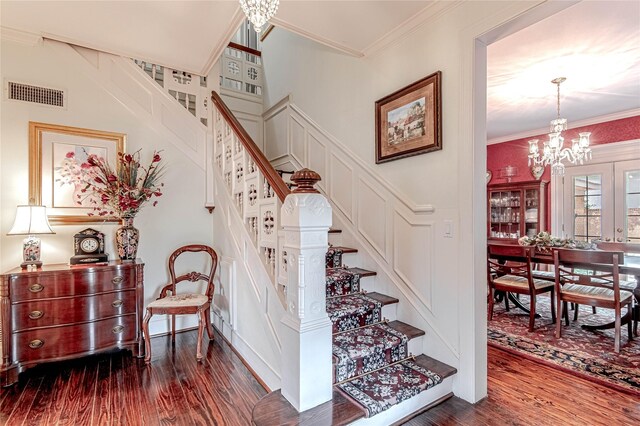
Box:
524 188 540 238
489 190 521 239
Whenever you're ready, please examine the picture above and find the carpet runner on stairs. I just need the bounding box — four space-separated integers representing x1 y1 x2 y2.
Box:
326 258 445 418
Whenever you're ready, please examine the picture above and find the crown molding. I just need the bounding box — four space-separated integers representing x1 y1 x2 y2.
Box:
269 17 364 58
487 108 640 145
0 26 43 46
362 0 464 57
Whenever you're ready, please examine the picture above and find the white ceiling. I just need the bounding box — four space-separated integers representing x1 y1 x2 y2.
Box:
1 1 638 142
487 1 640 143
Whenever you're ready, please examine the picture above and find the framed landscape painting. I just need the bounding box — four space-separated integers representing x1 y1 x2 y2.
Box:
375 71 442 164
29 122 125 224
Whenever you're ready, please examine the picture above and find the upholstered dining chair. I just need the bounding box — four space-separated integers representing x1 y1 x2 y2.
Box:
488 244 556 331
553 248 633 353
142 245 218 363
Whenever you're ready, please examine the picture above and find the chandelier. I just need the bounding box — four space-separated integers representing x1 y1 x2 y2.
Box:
239 0 279 33
527 77 591 176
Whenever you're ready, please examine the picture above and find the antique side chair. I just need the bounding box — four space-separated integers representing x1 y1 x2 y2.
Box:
142 244 218 363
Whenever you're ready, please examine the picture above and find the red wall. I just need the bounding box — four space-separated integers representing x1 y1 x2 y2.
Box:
487 115 640 231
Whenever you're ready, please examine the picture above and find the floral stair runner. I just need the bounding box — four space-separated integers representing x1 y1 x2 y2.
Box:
325 260 443 417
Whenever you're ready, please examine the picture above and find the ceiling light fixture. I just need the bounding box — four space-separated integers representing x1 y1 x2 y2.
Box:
527 77 591 176
239 0 279 33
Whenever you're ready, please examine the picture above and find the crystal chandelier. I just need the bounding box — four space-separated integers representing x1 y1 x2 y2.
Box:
527 77 591 176
239 0 279 33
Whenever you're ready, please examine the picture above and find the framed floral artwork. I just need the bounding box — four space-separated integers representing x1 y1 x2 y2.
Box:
29 122 126 225
375 71 442 164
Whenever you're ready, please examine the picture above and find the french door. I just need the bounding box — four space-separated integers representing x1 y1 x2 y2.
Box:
561 159 640 242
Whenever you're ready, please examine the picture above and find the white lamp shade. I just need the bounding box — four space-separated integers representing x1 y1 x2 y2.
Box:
7 205 55 235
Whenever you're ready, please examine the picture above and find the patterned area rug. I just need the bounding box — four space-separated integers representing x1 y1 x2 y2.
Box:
336 360 442 417
333 323 408 382
488 294 640 395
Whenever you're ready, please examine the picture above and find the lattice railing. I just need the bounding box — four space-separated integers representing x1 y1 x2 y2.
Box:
212 91 290 295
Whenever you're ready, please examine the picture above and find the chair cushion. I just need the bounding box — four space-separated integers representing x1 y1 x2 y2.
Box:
493 275 554 290
147 293 208 308
561 284 633 303
531 270 555 281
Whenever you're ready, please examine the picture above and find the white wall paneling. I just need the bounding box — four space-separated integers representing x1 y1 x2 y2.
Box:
263 103 289 162
307 131 328 192
357 177 387 259
329 153 355 221
289 115 306 166
392 209 434 311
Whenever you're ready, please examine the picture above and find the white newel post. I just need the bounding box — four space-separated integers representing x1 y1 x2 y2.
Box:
280 169 333 412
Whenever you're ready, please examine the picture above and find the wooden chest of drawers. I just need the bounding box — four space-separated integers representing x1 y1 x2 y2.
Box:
0 261 144 386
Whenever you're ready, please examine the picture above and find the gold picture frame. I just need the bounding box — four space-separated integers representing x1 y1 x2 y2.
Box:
375 71 442 164
29 122 126 225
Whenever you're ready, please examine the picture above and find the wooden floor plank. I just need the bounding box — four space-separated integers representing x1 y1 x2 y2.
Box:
403 346 640 425
91 354 112 425
4 376 43 426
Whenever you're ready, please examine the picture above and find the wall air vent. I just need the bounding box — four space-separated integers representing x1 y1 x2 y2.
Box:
6 81 65 108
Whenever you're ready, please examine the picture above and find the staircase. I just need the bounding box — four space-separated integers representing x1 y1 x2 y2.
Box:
253 241 456 425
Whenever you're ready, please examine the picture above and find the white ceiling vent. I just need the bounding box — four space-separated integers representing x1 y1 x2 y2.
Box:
6 81 65 108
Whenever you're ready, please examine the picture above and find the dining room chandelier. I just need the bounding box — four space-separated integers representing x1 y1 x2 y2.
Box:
527 77 592 176
239 0 279 33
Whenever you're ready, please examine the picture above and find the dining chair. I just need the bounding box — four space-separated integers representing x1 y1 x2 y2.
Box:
595 241 639 335
142 244 218 363
488 244 556 331
553 248 633 353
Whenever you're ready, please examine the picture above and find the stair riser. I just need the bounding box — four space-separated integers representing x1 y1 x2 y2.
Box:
382 303 397 322
407 335 423 356
347 376 454 425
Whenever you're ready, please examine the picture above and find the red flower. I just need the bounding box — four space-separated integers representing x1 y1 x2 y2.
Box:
153 153 161 162
66 152 75 158
95 176 104 184
124 154 133 162
107 174 117 182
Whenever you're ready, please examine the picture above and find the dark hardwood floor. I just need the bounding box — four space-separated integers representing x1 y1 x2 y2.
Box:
2 331 638 425
404 346 640 425
0 329 266 425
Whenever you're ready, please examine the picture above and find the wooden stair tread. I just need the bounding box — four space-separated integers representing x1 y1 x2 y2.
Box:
412 354 457 380
366 292 398 305
345 267 376 277
329 228 342 234
387 320 425 340
252 389 365 426
330 246 357 254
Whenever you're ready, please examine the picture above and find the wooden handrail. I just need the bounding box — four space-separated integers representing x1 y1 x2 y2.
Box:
211 91 290 202
227 42 262 58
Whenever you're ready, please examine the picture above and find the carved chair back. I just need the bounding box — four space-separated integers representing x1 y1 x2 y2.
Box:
158 245 218 302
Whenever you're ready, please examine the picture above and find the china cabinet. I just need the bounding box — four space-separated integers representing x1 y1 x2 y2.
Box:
488 180 548 241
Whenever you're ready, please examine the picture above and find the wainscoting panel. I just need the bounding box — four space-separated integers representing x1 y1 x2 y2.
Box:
329 153 354 221
393 209 434 310
264 106 289 162
308 131 328 192
357 177 388 259
290 115 306 166
213 256 237 330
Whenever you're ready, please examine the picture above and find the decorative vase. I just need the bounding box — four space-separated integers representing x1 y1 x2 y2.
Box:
115 217 139 261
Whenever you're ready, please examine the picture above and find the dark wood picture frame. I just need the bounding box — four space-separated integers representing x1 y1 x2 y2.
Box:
375 71 442 164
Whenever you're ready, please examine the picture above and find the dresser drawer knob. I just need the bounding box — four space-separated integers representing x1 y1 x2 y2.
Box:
28 310 44 320
112 325 124 334
28 339 44 349
111 299 123 308
29 283 44 293
111 276 124 285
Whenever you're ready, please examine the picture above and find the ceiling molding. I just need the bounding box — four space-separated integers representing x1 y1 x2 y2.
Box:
40 32 205 76
362 0 463 57
201 8 246 76
0 26 42 46
269 17 364 58
487 108 640 145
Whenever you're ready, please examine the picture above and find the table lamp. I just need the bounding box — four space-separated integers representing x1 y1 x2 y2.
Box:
7 205 55 269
